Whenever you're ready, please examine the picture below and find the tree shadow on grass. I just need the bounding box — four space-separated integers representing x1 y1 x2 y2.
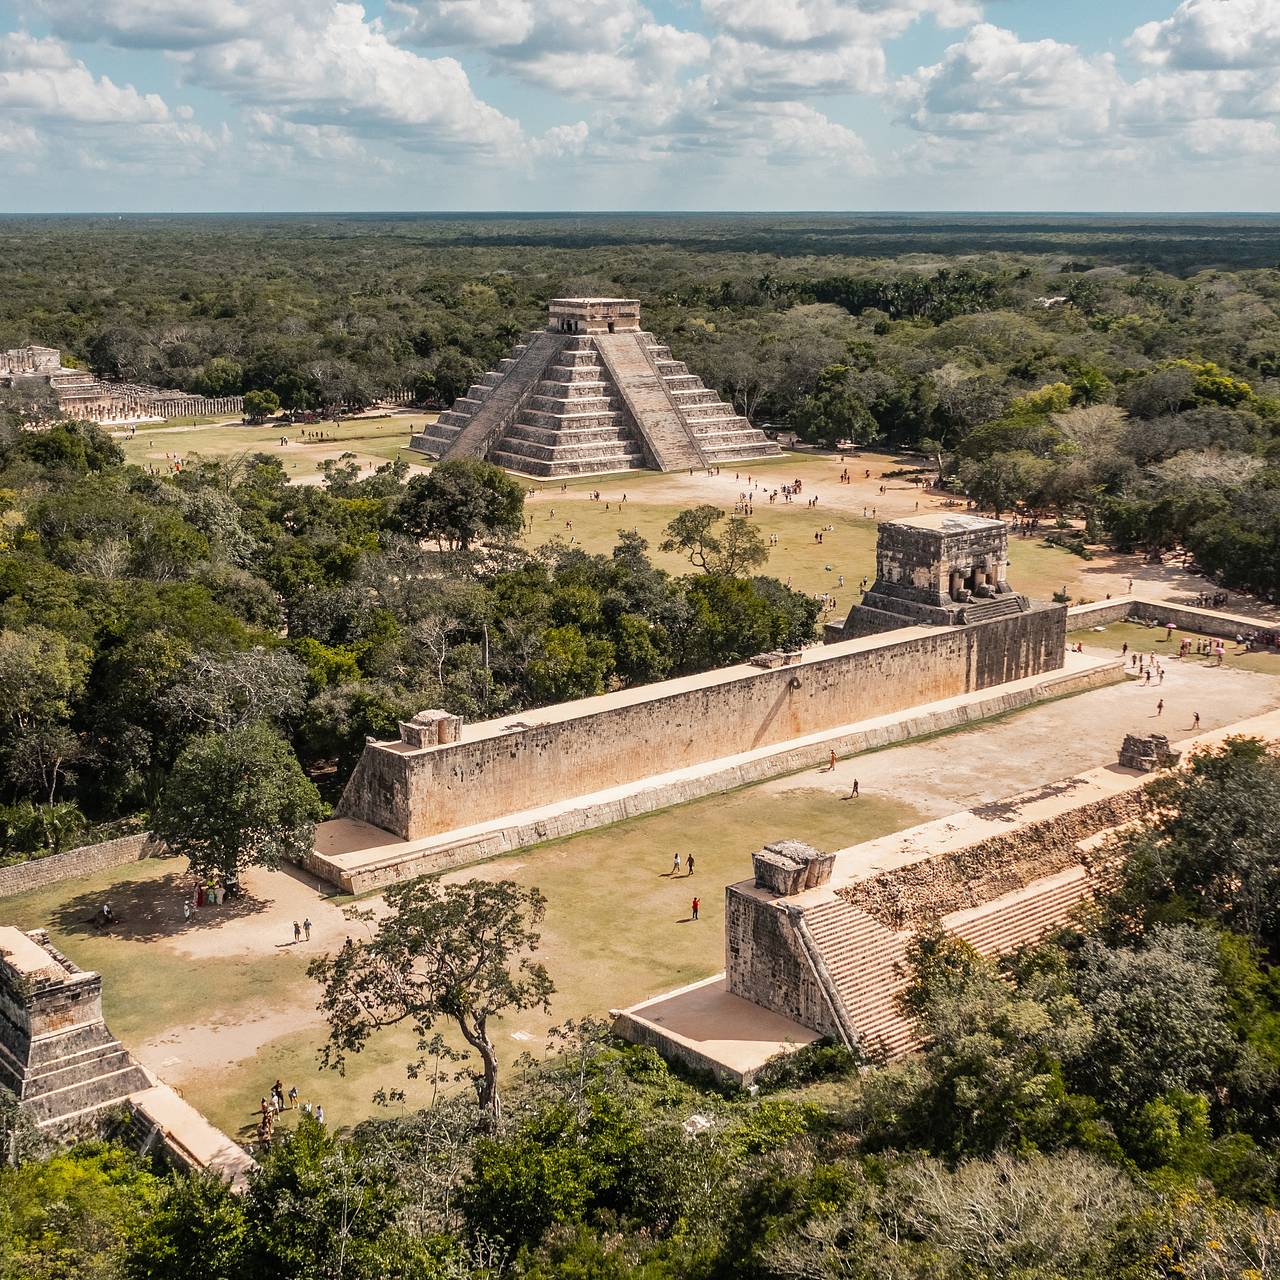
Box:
48 870 270 943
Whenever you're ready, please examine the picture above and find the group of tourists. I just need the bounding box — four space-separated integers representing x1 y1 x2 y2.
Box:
668 853 700 921
255 1077 323 1150
182 880 232 921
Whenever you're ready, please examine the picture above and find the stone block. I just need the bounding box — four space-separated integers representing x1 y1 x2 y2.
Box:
752 841 834 896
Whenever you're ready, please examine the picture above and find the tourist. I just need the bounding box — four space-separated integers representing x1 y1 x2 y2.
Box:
273 1079 285 1111
303 917 312 941
1156 699 1164 716
288 1085 299 1108
691 897 700 921
183 900 191 921
315 1105 326 1126
829 749 836 771
293 920 301 943
1193 711 1201 729
671 852 682 876
260 1096 271 1119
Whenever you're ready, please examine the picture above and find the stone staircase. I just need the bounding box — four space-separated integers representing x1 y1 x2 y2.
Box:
436 331 567 462
594 332 707 471
800 898 920 1059
647 344 782 465
798 864 1095 1061
942 865 1094 957
960 594 1029 625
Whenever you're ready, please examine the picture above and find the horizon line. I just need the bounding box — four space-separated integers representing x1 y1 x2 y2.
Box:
3 209 1280 218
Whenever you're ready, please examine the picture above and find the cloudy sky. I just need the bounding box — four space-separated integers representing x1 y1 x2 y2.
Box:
0 0 1276 211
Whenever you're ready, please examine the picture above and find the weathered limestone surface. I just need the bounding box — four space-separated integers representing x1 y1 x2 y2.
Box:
1118 733 1181 772
837 787 1150 930
311 657 1120 893
412 299 780 476
0 927 150 1129
830 513 1030 640
336 606 1067 843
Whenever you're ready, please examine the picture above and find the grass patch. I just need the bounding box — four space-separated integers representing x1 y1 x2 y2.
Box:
0 778 918 1135
1072 620 1280 676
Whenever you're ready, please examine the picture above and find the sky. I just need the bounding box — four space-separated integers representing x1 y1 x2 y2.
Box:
0 0 1277 212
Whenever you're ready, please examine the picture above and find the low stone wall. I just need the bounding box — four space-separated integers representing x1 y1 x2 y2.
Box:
840 788 1151 929
0 833 164 900
339 605 1068 843
1068 595 1278 641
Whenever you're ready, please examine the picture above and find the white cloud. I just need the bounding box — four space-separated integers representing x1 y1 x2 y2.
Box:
711 33 885 98
395 0 708 102
178 3 523 156
896 24 1118 144
36 0 261 49
1130 0 1280 71
896 15 1280 182
0 30 171 123
700 0 981 48
0 31 222 177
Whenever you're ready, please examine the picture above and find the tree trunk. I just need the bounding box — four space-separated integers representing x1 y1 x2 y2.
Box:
458 1014 502 1123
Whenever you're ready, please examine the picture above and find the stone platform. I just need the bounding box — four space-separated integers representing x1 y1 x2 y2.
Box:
613 975 820 1086
617 707 1280 1082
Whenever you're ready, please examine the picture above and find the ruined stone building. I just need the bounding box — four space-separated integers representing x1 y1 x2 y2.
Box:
315 515 1075 892
1 346 243 423
0 925 151 1129
827 512 1030 639
0 925 254 1183
411 298 780 476
615 710 1280 1083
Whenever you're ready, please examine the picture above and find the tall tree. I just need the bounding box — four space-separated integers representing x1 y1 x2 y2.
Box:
310 878 554 1120
151 721 323 886
660 505 768 576
397 458 524 554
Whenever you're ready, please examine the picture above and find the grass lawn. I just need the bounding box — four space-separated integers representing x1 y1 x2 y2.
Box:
1071 619 1280 676
522 488 1102 606
0 778 918 1137
120 413 435 479
117 420 1097 605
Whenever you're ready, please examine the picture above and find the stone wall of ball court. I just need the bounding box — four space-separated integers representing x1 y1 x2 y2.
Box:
336 605 1068 843
0 833 164 899
1067 595 1280 641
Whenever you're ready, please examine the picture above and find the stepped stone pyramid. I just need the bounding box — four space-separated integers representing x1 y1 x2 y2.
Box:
411 298 781 477
0 926 150 1130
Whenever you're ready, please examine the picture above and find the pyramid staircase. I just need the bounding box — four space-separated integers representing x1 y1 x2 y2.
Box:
799 898 920 1059
960 594 1030 625
795 864 1097 1061
411 307 780 477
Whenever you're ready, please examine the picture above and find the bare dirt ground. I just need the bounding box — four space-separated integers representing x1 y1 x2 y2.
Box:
770 644 1280 821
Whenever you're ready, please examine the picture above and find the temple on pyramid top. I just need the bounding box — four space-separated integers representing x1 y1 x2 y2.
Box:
411 298 781 477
